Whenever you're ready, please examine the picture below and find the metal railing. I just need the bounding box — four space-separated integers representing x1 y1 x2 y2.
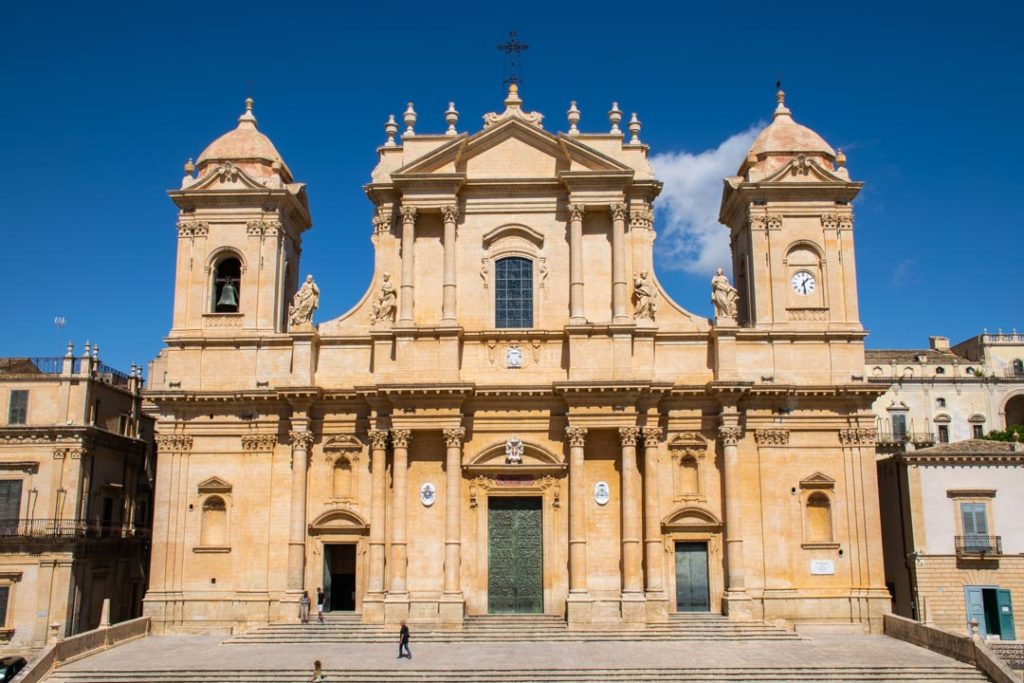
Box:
96 363 132 388
0 518 149 540
0 357 80 375
955 535 1002 556
876 431 936 447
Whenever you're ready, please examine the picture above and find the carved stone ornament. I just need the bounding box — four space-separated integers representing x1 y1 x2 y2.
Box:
177 220 209 239
247 219 281 237
241 434 277 452
155 434 194 453
372 208 393 235
443 427 466 448
821 213 853 231
441 205 460 224
711 268 739 320
216 162 240 182
790 154 812 176
566 426 587 448
288 275 319 329
505 437 524 464
567 204 585 222
839 428 877 446
289 430 315 451
480 258 490 289
755 429 790 446
482 84 544 129
594 481 611 506
367 429 389 450
391 429 411 449
399 206 418 224
633 271 658 321
609 203 628 221
629 206 654 230
641 427 663 448
619 426 640 447
718 426 743 446
420 482 436 507
370 273 397 325
506 344 523 369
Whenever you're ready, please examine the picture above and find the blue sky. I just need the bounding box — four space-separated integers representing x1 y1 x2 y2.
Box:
1 1 1021 374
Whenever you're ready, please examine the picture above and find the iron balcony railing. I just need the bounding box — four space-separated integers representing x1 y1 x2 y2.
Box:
0 518 150 540
955 535 1002 556
876 431 936 446
0 357 80 375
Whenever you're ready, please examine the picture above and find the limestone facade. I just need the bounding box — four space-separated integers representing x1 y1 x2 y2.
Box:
0 347 153 654
144 86 888 634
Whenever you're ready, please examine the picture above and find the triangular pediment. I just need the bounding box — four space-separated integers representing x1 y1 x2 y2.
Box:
197 476 232 494
668 432 708 449
799 472 836 489
394 119 631 180
323 434 363 452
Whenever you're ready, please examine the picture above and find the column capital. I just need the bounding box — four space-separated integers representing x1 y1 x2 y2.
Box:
391 428 411 449
718 425 743 446
441 205 460 224
399 206 418 224
367 429 390 450
609 203 628 221
566 426 588 447
640 427 663 447
289 430 315 450
567 203 585 221
442 427 466 448
618 426 640 447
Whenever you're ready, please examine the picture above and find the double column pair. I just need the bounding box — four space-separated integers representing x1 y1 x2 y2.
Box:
366 427 465 619
567 203 630 324
566 426 665 612
397 205 460 326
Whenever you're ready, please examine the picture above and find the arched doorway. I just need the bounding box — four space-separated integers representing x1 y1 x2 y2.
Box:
1005 394 1024 430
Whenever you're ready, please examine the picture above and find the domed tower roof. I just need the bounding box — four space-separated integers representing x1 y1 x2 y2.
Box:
741 88 835 177
195 98 292 181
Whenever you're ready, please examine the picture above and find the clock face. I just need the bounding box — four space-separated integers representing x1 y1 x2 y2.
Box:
791 271 816 295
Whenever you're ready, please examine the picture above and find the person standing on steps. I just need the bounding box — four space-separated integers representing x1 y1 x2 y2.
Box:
308 660 325 682
316 588 325 624
398 620 411 659
299 591 311 624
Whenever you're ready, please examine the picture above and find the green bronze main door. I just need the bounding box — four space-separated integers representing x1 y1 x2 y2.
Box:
675 541 710 612
488 497 543 613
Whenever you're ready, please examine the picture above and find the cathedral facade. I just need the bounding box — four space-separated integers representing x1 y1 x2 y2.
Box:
144 85 888 634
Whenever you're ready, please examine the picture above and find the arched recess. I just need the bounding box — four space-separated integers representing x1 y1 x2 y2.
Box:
481 224 544 328
207 248 245 314
323 435 363 501
661 506 724 615
1001 391 1024 430
783 240 826 309
668 433 708 502
799 472 838 548
195 476 232 551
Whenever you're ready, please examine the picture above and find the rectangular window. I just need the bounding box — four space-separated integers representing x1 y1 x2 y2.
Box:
7 390 27 425
892 413 907 440
0 586 8 626
972 424 984 439
0 480 22 533
938 425 949 443
494 257 534 328
960 502 990 552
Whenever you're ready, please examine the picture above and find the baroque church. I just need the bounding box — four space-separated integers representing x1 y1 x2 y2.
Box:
144 83 888 634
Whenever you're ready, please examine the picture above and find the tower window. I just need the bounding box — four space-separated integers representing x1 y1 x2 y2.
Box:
7 390 27 425
494 257 533 328
212 256 241 313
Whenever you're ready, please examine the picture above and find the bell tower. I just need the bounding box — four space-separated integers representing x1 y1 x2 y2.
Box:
719 88 862 332
167 98 311 338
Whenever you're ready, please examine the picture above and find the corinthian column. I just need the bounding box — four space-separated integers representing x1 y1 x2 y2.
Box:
619 427 643 595
566 427 588 592
568 204 585 324
398 207 417 323
441 205 459 326
287 430 314 591
720 423 752 619
442 427 465 594
641 427 664 595
610 203 628 322
389 429 411 595
366 429 389 597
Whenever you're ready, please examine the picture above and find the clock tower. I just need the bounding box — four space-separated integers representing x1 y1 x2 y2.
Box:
719 88 862 333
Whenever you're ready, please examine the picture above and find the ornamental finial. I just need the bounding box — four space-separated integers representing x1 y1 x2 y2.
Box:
384 115 398 146
238 97 257 128
774 81 791 120
608 102 622 135
445 101 459 136
403 102 417 137
567 101 580 136
628 113 642 144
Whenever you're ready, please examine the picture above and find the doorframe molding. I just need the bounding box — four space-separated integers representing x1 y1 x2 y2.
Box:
666 534 722 614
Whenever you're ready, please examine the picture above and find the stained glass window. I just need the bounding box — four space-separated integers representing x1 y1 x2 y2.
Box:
495 257 533 328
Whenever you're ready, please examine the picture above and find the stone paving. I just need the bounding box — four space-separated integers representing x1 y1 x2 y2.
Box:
55 632 979 675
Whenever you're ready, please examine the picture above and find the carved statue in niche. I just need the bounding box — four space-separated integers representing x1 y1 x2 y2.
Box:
288 274 319 329
633 271 658 320
711 268 739 319
370 273 397 324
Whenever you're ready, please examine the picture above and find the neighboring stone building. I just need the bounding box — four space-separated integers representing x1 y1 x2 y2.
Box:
867 331 1024 446
0 345 153 654
876 438 1023 639
144 85 889 635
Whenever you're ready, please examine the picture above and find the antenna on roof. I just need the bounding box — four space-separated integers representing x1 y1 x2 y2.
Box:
498 31 529 92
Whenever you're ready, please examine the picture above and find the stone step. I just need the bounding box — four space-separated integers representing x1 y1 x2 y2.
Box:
47 665 990 682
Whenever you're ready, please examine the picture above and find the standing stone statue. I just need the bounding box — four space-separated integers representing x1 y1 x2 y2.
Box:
633 271 658 320
370 273 397 324
711 268 739 320
288 274 319 329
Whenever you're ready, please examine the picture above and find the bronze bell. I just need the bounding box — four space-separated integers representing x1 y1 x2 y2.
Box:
217 281 239 309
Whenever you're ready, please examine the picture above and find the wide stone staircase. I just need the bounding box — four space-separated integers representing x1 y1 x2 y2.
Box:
46 664 992 682
225 612 804 644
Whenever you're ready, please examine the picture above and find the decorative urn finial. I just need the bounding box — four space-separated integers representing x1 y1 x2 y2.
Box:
403 102 417 137
628 113 642 144
384 115 398 146
608 102 622 135
445 101 459 136
567 101 580 136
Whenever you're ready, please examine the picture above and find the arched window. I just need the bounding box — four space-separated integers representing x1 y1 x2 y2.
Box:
332 457 353 499
200 496 228 547
935 366 946 375
494 257 533 328
936 397 946 408
805 493 833 543
1013 359 1024 377
677 456 700 497
212 256 241 313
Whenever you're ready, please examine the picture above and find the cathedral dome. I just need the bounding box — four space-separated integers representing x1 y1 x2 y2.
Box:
747 89 835 159
196 98 292 180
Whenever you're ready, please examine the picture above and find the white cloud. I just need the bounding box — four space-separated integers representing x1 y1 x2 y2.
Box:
650 125 761 276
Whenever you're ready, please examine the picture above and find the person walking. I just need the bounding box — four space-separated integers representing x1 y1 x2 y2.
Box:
308 660 325 682
316 588 325 624
299 591 311 624
398 620 411 659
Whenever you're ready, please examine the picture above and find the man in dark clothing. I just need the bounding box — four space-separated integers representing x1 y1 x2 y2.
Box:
398 620 411 659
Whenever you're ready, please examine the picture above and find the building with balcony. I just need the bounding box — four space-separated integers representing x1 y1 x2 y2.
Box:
0 344 154 655
876 437 1023 640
